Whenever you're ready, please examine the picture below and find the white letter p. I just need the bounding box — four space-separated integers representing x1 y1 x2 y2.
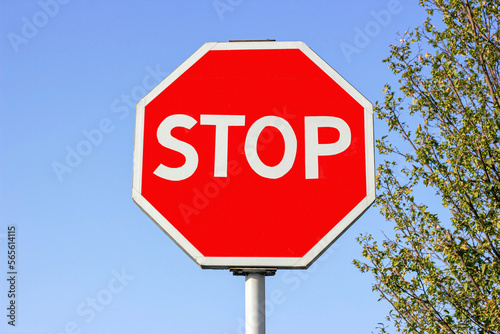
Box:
304 116 351 179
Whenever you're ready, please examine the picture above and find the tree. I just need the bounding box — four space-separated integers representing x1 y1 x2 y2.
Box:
354 0 500 333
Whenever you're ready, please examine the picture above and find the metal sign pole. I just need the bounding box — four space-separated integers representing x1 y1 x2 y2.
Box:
246 273 265 334
231 269 276 334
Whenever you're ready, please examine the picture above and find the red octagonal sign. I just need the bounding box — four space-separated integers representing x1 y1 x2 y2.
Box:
133 41 375 269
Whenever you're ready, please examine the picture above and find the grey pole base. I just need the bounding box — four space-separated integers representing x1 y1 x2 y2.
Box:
231 269 276 334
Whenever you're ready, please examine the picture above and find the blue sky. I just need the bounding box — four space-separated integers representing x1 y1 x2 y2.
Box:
0 1 428 333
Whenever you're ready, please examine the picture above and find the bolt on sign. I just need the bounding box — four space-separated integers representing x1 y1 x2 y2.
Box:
132 41 375 269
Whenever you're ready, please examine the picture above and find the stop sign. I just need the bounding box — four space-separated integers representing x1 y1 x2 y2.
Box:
132 41 375 269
